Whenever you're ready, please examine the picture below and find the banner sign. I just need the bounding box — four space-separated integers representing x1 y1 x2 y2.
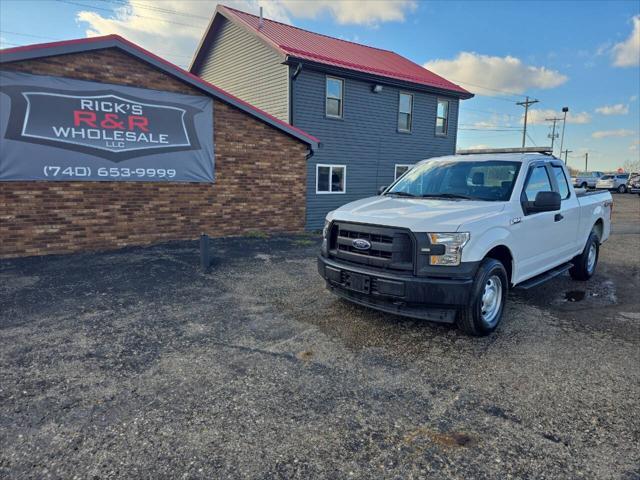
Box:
0 71 214 182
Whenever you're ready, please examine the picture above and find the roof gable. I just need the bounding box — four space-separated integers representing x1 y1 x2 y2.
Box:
191 5 472 99
0 34 318 149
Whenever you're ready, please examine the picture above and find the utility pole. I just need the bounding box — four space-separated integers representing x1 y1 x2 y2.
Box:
559 107 569 158
545 116 562 154
517 96 539 148
562 149 572 165
584 152 589 171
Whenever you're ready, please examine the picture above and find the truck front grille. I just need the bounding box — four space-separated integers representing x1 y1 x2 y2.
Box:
329 222 414 271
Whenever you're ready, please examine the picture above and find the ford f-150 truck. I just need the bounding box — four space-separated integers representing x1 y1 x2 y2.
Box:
318 148 613 336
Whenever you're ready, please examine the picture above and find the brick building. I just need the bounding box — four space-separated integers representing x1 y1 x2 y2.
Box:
0 35 318 258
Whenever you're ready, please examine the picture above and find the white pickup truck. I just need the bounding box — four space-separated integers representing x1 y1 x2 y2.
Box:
318 148 613 336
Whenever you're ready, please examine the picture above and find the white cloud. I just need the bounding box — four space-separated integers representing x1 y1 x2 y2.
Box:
77 1 284 67
423 52 568 97
465 113 516 129
612 15 640 67
279 0 417 26
526 109 591 125
76 0 415 67
592 129 635 139
631 95 638 102
630 140 640 151
595 103 629 115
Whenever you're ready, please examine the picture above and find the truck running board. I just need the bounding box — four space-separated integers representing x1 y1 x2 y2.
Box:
515 263 573 290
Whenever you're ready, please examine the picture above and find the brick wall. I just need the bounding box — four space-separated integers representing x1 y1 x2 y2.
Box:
0 48 310 258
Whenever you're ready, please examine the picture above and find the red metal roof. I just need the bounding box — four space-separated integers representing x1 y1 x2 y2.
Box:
218 5 471 97
0 34 319 148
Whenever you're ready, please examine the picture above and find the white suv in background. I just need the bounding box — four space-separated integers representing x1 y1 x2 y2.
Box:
596 173 630 193
570 171 604 189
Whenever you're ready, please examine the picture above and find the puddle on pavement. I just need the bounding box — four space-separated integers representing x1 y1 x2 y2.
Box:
565 290 586 302
404 427 475 449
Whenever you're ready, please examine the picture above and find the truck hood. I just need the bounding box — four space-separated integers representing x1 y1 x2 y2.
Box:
329 196 506 232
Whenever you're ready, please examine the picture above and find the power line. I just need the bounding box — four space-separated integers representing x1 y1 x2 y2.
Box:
55 0 208 29
0 29 193 61
97 0 211 20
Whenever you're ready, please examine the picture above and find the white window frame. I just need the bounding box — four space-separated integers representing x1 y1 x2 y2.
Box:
316 164 347 194
436 98 450 136
394 164 414 180
397 92 413 133
325 76 344 119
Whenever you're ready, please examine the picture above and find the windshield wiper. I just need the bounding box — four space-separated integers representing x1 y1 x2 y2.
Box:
387 191 418 197
421 193 474 200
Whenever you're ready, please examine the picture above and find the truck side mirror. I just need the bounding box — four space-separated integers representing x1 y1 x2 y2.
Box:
528 191 561 213
377 186 387 195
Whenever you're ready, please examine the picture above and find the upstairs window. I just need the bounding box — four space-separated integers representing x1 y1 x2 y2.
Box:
398 93 413 132
436 99 449 136
317 164 346 194
326 77 344 118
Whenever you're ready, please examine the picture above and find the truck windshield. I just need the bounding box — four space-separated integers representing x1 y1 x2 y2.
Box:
387 160 521 201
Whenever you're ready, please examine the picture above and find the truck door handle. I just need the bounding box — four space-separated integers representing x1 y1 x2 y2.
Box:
554 213 564 222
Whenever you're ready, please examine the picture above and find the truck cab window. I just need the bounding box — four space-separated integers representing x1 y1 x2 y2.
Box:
524 166 552 202
552 165 570 199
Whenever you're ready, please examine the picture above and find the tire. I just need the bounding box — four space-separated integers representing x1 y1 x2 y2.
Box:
580 182 588 189
617 184 626 194
570 231 599 281
456 258 508 336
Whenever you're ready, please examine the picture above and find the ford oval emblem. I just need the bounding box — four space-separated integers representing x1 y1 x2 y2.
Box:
352 238 371 250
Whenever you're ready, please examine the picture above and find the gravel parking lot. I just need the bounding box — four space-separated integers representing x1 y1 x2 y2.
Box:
1 194 638 480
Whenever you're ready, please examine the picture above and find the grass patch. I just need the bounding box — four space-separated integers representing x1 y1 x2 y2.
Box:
292 238 315 247
245 230 270 239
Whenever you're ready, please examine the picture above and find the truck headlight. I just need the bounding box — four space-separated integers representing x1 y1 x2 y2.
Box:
428 232 470 266
322 220 330 239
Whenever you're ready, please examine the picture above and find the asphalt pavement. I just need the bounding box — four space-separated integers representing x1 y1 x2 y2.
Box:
1 194 638 479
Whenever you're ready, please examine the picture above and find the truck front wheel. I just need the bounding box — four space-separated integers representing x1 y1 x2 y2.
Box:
570 231 599 280
456 258 508 336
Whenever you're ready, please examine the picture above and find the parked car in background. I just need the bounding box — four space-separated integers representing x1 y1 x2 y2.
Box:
570 171 604 189
628 173 640 195
318 148 613 336
596 173 630 193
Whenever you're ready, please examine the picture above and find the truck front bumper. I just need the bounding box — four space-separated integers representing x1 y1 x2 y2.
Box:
317 256 476 323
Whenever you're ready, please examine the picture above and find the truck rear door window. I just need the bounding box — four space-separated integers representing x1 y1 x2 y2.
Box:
552 165 570 199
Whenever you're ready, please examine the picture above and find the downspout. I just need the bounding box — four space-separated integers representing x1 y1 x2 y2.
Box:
289 62 303 126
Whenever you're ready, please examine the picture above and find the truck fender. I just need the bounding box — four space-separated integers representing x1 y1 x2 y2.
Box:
462 227 513 263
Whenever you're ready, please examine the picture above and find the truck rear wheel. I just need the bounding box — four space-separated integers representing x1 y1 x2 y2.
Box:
570 231 599 281
456 258 508 336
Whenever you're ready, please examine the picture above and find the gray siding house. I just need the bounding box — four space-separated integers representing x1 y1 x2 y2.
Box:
191 5 473 229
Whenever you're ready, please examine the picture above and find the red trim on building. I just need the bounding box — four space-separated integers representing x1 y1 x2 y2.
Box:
0 34 320 146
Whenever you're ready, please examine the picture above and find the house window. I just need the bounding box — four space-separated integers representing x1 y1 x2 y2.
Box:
316 164 346 194
326 77 344 118
395 164 414 180
398 93 413 132
436 99 449 136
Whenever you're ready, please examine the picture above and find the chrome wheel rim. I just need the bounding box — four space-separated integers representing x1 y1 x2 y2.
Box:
587 243 597 273
481 275 503 326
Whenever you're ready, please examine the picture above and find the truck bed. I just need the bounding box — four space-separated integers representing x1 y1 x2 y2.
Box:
575 189 610 198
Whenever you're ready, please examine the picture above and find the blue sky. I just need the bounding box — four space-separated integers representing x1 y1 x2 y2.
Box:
1 0 639 171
